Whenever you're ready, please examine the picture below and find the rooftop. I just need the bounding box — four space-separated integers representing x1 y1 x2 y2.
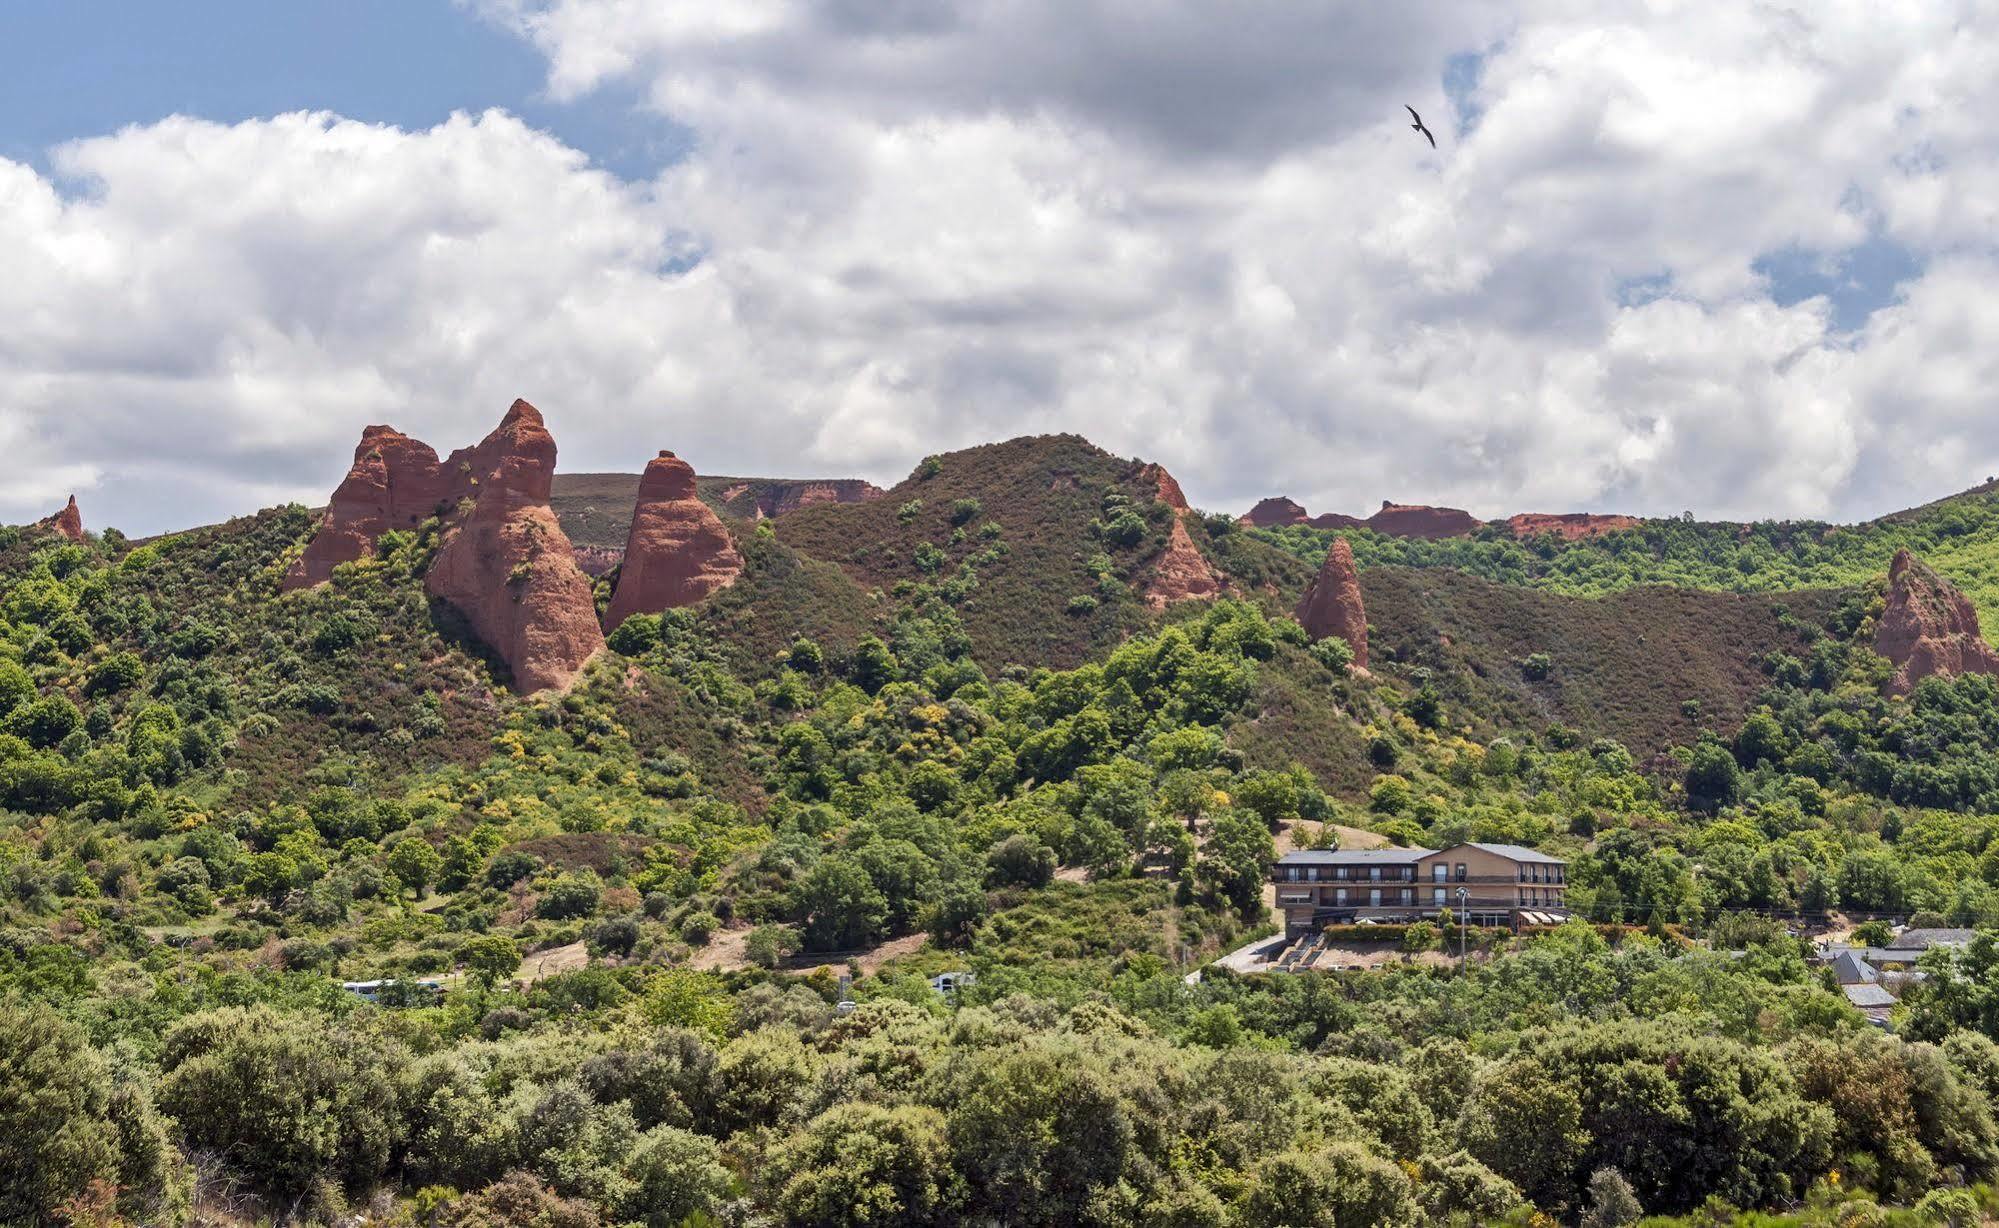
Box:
1277 847 1436 865
1887 928 1976 950
1463 842 1566 865
1842 983 1897 1009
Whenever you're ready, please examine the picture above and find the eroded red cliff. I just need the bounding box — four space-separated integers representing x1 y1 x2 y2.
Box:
284 427 446 588
1874 549 1999 696
604 451 745 631
1367 501 1480 540
1294 537 1368 668
1504 512 1642 541
290 400 603 694
1241 497 1310 528
36 496 85 543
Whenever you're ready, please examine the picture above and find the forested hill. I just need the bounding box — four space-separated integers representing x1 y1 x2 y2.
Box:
7 432 1999 1227
1255 477 1999 641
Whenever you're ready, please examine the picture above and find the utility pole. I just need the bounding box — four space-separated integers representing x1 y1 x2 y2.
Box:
1456 885 1469 974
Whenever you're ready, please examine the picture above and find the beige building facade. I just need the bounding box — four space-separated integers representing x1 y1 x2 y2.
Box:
1273 842 1568 935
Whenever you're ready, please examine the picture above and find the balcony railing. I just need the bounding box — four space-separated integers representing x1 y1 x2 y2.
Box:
1275 871 1565 886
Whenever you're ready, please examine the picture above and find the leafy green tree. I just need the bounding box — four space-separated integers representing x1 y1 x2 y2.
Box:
616 1125 732 1227
460 934 523 988
793 856 890 951
387 838 443 897
1199 810 1274 919
1578 1167 1643 1228
1239 1142 1418 1228
928 881 989 947
606 611 662 653
986 833 1057 888
770 1104 961 1228
159 1006 403 1202
0 1001 121 1225
745 924 801 969
537 871 604 920
1684 742 1742 812
947 1042 1135 1226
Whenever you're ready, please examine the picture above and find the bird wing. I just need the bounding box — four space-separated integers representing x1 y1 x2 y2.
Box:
1423 126 1436 148
1406 104 1422 123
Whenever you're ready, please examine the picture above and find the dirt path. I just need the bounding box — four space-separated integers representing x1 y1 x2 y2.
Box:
516 940 588 984
688 925 753 971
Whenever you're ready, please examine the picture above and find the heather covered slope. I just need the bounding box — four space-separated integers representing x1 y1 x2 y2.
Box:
1362 566 1850 761
772 434 1230 669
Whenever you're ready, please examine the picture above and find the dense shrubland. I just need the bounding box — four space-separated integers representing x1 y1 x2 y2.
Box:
8 449 1999 1225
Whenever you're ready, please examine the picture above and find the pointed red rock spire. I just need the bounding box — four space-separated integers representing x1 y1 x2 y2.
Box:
1294 537 1368 668
1874 549 1999 696
41 495 85 542
603 450 745 631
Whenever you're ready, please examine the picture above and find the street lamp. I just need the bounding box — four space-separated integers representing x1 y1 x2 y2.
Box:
1456 885 1469 973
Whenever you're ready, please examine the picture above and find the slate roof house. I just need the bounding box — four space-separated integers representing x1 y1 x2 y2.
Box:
1273 842 1568 936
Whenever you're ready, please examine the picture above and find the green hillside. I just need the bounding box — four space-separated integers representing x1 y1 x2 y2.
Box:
7 438 1999 1227
1255 479 1999 641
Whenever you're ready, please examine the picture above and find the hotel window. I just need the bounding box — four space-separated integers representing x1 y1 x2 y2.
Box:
1335 866 1348 880
1335 888 1348 905
1455 863 1467 882
1287 866 1300 882
1433 864 1447 882
1369 888 1382 907
1370 866 1382 881
1433 888 1446 905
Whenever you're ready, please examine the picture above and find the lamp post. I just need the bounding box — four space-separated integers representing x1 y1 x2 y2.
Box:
1456 885 1469 973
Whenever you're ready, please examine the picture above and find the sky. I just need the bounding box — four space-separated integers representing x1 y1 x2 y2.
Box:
4 1 1998 536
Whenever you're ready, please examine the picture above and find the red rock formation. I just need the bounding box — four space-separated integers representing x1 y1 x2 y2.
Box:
604 451 745 631
1294 537 1368 668
1366 501 1480 540
1136 463 1189 511
289 400 603 693
709 478 885 520
35 496 85 542
1874 549 1999 696
1504 512 1642 541
1241 496 1310 527
766 479 885 517
284 426 447 588
1305 512 1366 530
425 401 603 694
1144 514 1223 609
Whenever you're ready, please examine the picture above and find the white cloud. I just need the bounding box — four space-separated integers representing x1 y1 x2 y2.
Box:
5 3 1999 532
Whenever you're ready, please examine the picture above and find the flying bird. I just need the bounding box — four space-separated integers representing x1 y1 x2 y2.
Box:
1406 105 1436 149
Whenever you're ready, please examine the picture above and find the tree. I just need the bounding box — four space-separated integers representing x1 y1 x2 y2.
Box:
1684 742 1741 812
1579 1167 1643 1228
0 1001 120 1225
1239 1142 1418 1228
386 838 443 897
985 834 1057 888
460 935 523 988
928 881 989 947
770 1104 961 1228
1199 809 1274 919
745 924 801 969
537 871 604 920
947 1043 1134 1225
159 1006 403 1202
616 1125 732 1227
793 856 889 951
